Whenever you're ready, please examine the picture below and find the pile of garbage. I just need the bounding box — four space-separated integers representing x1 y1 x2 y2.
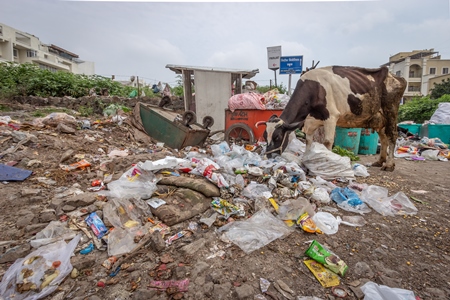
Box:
228 88 291 112
0 106 424 300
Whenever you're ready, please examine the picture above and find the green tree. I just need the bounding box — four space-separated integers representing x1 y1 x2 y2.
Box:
430 78 450 99
256 83 288 94
398 95 450 123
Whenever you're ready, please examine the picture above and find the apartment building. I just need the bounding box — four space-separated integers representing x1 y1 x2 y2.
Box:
382 49 450 100
0 22 94 75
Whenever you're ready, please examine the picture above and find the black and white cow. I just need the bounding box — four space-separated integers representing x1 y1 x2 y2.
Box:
256 66 407 171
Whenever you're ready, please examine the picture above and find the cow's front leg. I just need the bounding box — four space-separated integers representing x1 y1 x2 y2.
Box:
381 126 398 171
323 122 338 150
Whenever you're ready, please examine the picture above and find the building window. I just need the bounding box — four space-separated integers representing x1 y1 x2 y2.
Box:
0 25 3 36
396 71 401 76
38 63 57 72
443 68 449 75
44 54 48 59
13 48 18 57
430 67 436 75
27 50 37 57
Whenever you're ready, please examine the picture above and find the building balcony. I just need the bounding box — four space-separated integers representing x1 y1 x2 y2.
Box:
407 77 421 83
31 57 70 71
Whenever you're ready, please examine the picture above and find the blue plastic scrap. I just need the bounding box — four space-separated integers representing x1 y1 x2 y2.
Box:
330 187 363 207
0 164 32 181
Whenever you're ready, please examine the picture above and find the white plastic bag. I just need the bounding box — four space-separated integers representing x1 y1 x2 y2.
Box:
421 149 440 161
361 185 418 216
242 181 272 200
311 187 331 204
218 209 294 254
0 235 81 300
352 163 370 177
360 281 416 300
311 212 339 234
99 163 158 199
430 102 450 124
302 142 354 180
30 221 77 248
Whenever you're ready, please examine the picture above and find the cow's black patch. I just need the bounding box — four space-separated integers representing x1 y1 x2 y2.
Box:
347 94 363 115
332 66 388 95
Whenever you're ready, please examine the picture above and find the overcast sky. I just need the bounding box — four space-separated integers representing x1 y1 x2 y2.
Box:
1 0 450 89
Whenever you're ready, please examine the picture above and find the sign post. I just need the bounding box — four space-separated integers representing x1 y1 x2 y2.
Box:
267 46 281 87
280 55 303 95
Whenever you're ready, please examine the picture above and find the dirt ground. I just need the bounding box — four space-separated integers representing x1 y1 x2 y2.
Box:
0 98 449 300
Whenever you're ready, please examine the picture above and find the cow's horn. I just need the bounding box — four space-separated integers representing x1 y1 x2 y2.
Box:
255 121 267 128
275 119 284 128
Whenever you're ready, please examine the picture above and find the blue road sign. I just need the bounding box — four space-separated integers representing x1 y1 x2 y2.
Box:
280 56 303 75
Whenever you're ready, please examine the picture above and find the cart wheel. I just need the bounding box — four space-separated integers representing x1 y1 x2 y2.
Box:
202 116 214 129
225 123 255 146
182 110 197 126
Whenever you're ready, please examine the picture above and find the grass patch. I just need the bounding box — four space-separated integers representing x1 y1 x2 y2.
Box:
78 105 94 117
0 104 12 112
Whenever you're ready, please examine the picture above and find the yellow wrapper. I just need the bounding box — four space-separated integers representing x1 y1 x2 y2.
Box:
303 259 340 287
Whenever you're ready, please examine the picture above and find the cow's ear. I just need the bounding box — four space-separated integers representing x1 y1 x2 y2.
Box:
282 121 304 131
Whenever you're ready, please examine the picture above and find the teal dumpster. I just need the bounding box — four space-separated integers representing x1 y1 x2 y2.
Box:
359 128 379 155
334 127 361 154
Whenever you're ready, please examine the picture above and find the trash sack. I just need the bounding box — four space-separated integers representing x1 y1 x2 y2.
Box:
0 234 81 300
228 92 266 112
352 163 369 177
99 163 158 199
285 137 306 155
302 142 354 180
360 281 416 300
311 187 331 204
421 149 440 161
218 209 294 254
241 181 272 200
40 112 78 128
330 187 371 214
430 102 450 124
278 197 315 221
30 221 77 248
361 185 418 216
311 212 339 235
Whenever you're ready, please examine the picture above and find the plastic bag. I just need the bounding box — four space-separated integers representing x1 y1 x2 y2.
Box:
241 181 272 200
30 221 77 248
141 156 190 171
99 163 158 199
361 185 418 216
421 149 440 161
360 281 416 300
40 112 78 128
352 163 369 177
311 187 331 204
278 197 315 221
430 102 450 124
330 187 371 214
211 141 231 157
190 157 229 188
218 209 294 254
0 235 81 300
311 212 339 234
103 197 151 229
338 215 367 227
302 142 354 180
107 226 144 256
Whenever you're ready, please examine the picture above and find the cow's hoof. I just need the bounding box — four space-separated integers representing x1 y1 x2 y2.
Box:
371 161 383 167
381 164 395 172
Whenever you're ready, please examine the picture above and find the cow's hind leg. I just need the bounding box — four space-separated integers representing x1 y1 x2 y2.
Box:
372 128 388 168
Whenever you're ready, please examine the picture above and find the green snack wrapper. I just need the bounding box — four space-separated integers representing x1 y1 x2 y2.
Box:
305 240 348 276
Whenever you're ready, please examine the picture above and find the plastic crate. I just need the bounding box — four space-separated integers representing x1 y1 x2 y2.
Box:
420 124 450 144
359 128 379 155
398 124 422 136
334 127 361 154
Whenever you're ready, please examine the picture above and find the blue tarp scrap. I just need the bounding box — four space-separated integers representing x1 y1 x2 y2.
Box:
0 164 32 181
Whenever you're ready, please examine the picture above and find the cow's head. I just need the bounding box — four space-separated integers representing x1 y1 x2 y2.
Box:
256 115 303 158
